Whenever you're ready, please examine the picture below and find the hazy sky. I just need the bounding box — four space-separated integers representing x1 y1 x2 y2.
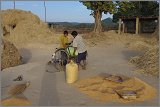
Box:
1 1 113 23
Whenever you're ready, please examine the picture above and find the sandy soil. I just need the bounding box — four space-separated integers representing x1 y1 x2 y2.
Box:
2 42 159 106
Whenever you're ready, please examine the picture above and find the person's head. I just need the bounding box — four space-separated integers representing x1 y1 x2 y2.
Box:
63 30 68 36
71 31 78 38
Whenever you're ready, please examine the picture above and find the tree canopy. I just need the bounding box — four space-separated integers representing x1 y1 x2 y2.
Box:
80 1 117 33
80 1 117 15
80 1 134 33
80 1 159 34
113 1 159 22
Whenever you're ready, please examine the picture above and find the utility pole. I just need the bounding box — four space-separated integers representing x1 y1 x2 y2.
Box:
0 0 2 39
118 18 122 35
44 1 46 22
0 0 1 10
13 0 15 9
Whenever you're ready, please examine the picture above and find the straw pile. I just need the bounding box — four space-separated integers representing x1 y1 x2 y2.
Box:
1 39 22 70
152 27 159 40
83 32 109 47
83 30 148 47
9 82 30 96
85 30 159 77
83 30 159 77
1 9 54 45
130 50 158 77
74 74 157 103
129 28 159 77
0 97 31 106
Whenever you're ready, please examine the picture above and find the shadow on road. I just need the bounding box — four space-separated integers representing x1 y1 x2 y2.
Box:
39 71 60 106
19 48 32 64
122 49 142 60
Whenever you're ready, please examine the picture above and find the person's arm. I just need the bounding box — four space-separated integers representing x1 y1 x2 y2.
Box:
73 39 78 56
65 42 72 46
73 47 77 56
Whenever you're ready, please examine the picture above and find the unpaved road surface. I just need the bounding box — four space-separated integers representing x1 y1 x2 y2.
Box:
2 43 159 106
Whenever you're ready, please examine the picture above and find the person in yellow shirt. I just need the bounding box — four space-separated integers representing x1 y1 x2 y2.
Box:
60 31 69 49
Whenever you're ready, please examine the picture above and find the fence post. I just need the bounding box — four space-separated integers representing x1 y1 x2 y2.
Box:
136 17 139 35
118 18 122 35
122 23 125 33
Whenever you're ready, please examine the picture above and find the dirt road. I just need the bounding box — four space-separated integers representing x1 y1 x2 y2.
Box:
2 43 159 106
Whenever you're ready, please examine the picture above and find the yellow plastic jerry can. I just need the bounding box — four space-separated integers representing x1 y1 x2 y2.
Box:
66 60 78 83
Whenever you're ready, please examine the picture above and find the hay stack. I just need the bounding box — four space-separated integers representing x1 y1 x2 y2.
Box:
1 9 54 45
1 39 22 70
1 97 31 106
152 26 159 40
130 46 159 77
129 27 159 77
83 32 108 46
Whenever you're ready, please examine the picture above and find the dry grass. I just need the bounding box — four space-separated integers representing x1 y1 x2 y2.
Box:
74 75 157 103
128 29 159 77
1 39 22 70
83 31 158 47
130 46 159 77
9 82 30 95
1 97 31 106
83 30 159 77
2 9 55 46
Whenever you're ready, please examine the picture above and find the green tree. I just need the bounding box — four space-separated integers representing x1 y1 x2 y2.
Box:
80 1 134 34
80 1 116 33
113 1 159 22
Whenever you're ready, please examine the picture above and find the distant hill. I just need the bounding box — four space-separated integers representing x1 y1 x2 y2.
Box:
48 22 94 29
102 18 118 28
47 17 118 30
48 22 92 26
53 22 80 26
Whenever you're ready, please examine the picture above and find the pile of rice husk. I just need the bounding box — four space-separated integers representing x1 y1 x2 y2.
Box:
0 97 31 106
130 46 159 77
1 71 31 105
1 39 22 70
152 26 159 40
83 30 150 47
90 30 159 77
126 36 158 51
83 29 158 48
74 74 157 103
129 29 159 77
83 30 159 77
1 9 54 46
83 32 109 47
